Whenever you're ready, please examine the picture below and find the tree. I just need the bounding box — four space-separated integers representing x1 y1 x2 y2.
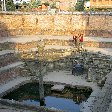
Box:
29 0 41 9
50 2 56 9
44 1 49 6
23 1 28 5
75 0 84 11
6 0 15 11
68 7 75 12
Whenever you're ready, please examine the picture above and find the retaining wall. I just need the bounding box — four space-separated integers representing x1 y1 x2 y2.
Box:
0 12 112 38
81 71 112 112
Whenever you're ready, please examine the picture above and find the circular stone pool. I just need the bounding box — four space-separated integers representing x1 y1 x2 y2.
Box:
2 82 92 112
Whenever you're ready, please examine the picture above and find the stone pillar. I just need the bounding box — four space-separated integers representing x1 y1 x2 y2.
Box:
38 61 45 106
37 39 45 106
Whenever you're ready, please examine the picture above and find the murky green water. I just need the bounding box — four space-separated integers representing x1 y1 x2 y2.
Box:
3 82 92 112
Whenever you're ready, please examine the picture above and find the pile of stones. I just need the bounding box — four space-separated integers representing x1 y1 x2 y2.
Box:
46 50 112 85
71 50 112 84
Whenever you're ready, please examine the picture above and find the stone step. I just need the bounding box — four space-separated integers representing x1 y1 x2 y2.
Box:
0 61 24 73
1 42 111 52
51 84 65 91
0 35 112 43
0 38 112 53
0 36 112 56
0 50 15 56
0 77 30 97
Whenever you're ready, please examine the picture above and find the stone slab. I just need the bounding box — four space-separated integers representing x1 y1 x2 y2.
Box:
51 84 65 91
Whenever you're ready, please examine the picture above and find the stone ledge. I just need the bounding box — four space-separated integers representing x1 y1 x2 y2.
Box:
0 11 112 15
0 29 112 38
0 40 111 52
0 99 63 112
81 72 112 112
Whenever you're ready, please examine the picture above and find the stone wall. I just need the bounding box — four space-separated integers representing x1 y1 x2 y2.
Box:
0 53 20 68
90 0 112 8
0 12 112 38
0 67 23 85
81 71 112 112
0 40 111 52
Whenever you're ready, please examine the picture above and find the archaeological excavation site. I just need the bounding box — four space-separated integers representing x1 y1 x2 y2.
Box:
0 12 112 112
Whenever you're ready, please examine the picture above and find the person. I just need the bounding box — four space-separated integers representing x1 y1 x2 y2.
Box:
79 34 84 48
72 62 84 75
73 34 80 49
73 35 77 47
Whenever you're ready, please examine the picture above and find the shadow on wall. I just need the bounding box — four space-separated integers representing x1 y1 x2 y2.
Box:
0 21 17 51
85 30 112 38
0 22 11 38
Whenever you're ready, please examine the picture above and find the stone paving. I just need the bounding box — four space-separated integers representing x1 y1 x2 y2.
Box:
43 71 99 91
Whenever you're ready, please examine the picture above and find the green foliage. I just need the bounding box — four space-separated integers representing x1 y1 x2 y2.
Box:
75 0 84 11
88 8 112 12
22 1 28 5
6 0 15 11
106 8 112 12
97 8 112 12
44 1 49 6
68 7 75 12
50 2 56 9
29 0 41 9
89 8 96 12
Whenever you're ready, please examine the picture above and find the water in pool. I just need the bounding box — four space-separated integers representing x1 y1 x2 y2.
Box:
3 82 92 112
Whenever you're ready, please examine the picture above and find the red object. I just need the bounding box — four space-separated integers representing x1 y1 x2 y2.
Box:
80 36 83 42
